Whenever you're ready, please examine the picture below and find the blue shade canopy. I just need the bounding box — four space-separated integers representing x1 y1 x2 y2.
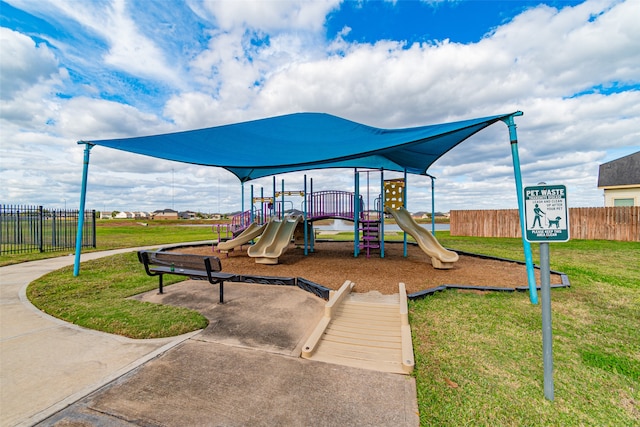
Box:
86 112 519 182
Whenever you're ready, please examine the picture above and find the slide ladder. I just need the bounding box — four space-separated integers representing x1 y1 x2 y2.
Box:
359 219 381 257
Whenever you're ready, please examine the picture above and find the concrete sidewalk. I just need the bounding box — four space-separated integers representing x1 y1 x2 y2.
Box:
0 246 210 426
1 246 419 426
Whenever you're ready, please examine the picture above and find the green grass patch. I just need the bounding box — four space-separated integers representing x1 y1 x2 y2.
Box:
27 252 208 338
580 348 640 382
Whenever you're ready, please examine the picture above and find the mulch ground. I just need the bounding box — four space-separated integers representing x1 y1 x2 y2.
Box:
169 241 562 295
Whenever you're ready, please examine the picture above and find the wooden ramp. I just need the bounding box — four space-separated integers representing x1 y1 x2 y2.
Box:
301 281 414 375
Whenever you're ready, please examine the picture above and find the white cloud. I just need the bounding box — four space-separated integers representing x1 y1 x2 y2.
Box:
201 0 340 32
7 0 185 88
0 27 59 100
56 97 168 140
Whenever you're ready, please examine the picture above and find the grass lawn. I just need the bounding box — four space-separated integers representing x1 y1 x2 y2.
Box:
14 223 640 425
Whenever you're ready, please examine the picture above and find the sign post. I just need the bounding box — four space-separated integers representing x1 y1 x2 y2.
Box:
524 183 569 401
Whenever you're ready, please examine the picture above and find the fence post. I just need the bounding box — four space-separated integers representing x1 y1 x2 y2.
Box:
92 210 97 248
52 210 57 248
39 205 44 252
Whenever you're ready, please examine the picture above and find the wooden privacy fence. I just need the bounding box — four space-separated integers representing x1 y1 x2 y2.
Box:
450 207 639 242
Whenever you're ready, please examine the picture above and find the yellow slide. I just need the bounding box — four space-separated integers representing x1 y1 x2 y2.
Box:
385 207 459 269
216 222 267 254
247 214 302 264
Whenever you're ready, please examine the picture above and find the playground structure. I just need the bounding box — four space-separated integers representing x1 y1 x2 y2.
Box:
78 111 540 305
217 171 458 268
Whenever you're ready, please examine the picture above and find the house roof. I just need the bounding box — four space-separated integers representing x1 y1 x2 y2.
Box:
86 112 519 182
597 151 640 188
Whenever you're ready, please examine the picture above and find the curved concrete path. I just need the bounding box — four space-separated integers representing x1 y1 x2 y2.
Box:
0 245 209 427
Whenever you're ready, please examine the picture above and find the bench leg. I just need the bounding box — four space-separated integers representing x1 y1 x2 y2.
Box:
219 281 224 304
158 275 164 294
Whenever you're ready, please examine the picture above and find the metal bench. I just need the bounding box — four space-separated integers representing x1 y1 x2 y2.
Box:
137 250 237 303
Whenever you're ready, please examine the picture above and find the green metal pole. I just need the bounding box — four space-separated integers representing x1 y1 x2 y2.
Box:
503 112 538 304
540 242 554 400
73 142 93 276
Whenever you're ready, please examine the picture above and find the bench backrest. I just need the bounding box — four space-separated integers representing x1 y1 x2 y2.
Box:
139 251 222 273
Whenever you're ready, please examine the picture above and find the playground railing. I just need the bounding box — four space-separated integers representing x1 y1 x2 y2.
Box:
229 208 269 235
308 190 364 221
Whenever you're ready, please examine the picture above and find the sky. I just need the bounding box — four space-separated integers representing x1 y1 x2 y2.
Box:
1 0 639 215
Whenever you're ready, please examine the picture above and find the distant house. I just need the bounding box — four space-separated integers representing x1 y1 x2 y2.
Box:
597 151 640 207
152 209 179 220
114 211 134 219
412 211 447 219
179 211 197 220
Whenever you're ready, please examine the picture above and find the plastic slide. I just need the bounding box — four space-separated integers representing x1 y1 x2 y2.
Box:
385 207 459 269
247 214 302 264
216 222 267 253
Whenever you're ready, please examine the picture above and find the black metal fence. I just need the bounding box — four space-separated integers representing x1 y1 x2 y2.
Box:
0 205 96 255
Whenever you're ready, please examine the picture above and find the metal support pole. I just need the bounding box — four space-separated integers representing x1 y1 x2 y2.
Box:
241 182 245 228
540 242 554 400
430 175 436 236
310 178 314 252
380 168 385 258
273 176 277 218
250 185 255 223
281 179 285 217
73 142 93 276
354 169 360 257
260 187 264 222
403 169 408 257
304 175 308 255
503 112 538 304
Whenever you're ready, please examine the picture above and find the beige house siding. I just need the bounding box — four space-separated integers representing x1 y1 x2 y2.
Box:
603 186 640 207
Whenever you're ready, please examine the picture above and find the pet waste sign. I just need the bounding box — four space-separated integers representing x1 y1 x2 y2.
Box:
524 184 569 242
